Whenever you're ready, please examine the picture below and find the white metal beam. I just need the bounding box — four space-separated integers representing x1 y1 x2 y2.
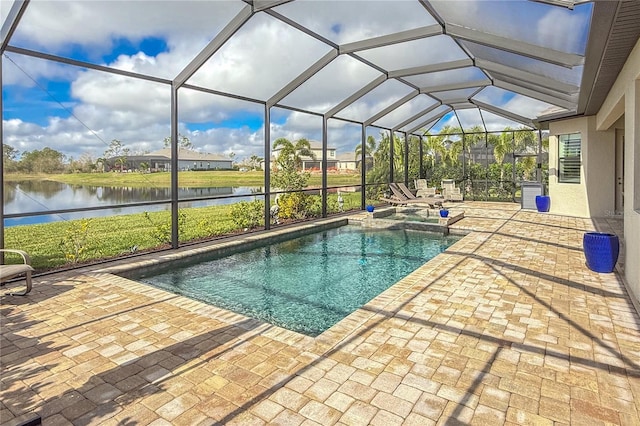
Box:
1 0 29 52
447 23 584 68
267 50 338 107
340 25 442 54
494 79 576 110
250 0 295 13
433 95 473 105
389 59 473 79
6 46 171 85
419 79 490 93
174 5 253 88
472 100 534 127
530 0 575 10
406 107 451 134
364 91 418 126
449 102 477 110
491 73 579 104
476 58 580 94
326 74 387 118
393 102 441 130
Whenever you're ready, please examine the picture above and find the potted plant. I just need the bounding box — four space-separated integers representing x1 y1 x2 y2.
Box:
535 195 550 212
583 232 619 273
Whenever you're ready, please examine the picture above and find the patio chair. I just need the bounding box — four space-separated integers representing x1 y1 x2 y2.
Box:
441 179 463 202
0 249 34 295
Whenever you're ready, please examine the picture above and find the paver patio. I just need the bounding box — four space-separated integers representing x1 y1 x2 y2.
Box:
1 202 639 425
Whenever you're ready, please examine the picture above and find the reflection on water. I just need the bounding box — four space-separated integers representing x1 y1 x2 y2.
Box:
3 181 263 227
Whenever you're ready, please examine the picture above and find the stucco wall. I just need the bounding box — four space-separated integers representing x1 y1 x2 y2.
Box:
548 117 615 218
595 38 640 308
623 79 640 306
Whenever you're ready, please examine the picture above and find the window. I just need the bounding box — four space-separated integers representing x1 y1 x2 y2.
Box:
558 133 581 183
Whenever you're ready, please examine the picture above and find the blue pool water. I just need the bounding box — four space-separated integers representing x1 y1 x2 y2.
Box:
134 226 460 336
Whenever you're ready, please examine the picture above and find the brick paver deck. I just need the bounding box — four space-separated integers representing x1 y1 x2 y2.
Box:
2 202 639 425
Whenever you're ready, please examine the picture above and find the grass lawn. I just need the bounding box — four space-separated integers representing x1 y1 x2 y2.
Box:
5 171 362 188
3 192 365 271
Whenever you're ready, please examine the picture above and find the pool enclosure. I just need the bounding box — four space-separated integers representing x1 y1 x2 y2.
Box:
1 0 639 272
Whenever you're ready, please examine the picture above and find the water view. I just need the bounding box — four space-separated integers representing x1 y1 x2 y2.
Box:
3 180 263 227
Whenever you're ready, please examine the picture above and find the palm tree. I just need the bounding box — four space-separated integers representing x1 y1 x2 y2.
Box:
513 127 539 181
354 135 377 169
115 156 126 173
491 127 514 187
435 125 462 167
463 125 485 164
273 137 315 170
249 154 263 170
378 132 405 181
422 132 447 168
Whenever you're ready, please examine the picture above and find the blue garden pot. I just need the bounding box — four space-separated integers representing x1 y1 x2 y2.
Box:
366 205 375 213
583 232 619 273
535 195 550 212
439 209 449 218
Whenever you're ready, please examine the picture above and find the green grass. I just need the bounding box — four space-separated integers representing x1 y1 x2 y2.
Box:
4 204 236 270
5 171 362 188
3 192 366 271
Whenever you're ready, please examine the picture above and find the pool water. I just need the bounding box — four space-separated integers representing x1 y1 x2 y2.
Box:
134 225 460 336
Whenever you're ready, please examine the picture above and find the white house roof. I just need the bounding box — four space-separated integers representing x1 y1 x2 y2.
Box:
148 148 231 162
335 152 358 162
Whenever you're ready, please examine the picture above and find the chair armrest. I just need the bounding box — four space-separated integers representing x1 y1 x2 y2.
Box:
0 249 31 265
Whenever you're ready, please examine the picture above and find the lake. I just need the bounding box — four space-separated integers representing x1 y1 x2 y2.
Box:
3 180 263 227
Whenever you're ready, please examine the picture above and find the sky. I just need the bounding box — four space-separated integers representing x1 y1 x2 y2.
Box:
1 0 592 163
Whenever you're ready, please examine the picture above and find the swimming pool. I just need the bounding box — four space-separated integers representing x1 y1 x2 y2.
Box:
131 225 460 336
383 208 439 223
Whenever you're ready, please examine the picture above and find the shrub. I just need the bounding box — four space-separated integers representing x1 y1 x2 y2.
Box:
278 192 310 219
59 218 93 264
144 210 187 244
230 200 264 229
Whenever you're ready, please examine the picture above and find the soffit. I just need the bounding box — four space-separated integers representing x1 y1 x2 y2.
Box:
580 0 640 116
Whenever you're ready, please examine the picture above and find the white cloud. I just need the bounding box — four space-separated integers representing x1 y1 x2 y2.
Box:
188 13 331 101
9 1 242 55
275 0 437 45
2 0 587 163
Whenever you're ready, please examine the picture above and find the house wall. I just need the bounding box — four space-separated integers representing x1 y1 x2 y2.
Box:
548 39 640 308
623 79 640 307
595 38 640 307
338 161 357 171
177 160 232 170
548 117 615 218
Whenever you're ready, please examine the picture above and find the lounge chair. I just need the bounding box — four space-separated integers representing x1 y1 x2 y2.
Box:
380 195 408 206
396 183 443 206
387 183 443 208
395 182 418 199
0 249 34 295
